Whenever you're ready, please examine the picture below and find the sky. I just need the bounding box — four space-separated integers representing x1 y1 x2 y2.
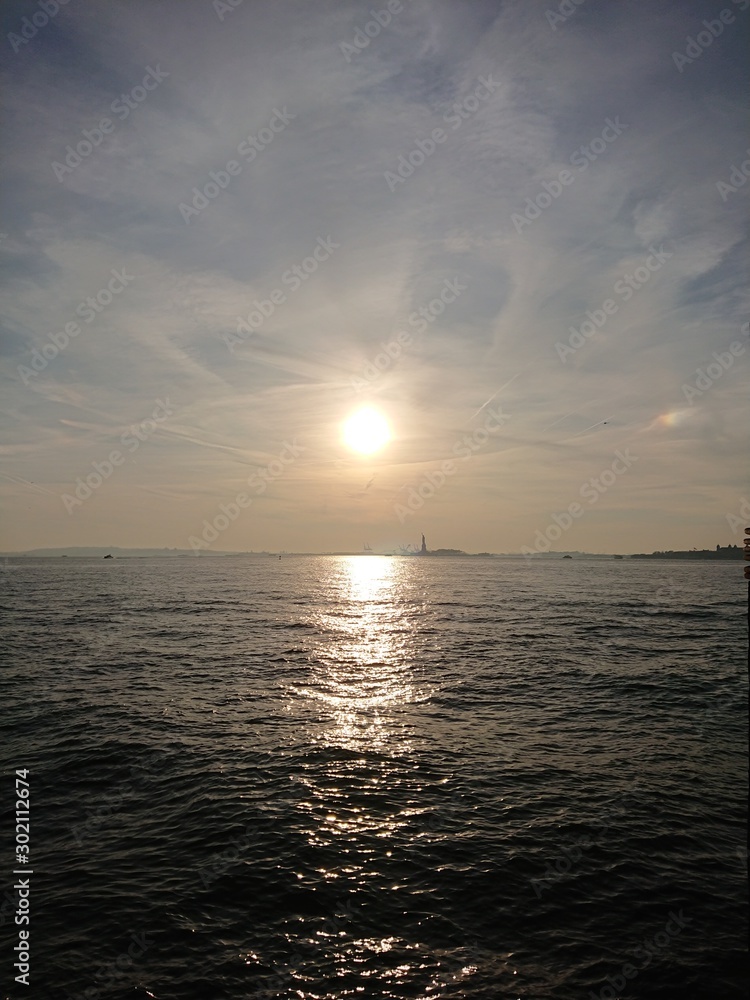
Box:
1 0 748 555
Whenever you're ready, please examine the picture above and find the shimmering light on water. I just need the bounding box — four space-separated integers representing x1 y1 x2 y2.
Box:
1 556 747 999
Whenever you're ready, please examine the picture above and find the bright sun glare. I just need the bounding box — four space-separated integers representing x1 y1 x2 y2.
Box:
342 407 391 455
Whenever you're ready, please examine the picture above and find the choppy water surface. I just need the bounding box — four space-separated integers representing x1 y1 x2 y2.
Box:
1 556 747 999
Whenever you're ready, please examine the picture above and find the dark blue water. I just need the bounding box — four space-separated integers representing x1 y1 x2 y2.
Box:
1 556 747 999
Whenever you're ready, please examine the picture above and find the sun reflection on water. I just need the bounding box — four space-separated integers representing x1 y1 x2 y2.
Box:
297 556 430 755
279 557 450 990
269 557 504 994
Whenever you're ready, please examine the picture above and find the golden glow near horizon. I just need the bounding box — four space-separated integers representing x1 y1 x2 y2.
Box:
342 407 391 455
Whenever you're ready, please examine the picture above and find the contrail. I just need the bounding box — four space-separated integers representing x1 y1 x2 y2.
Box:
541 409 580 432
0 472 58 497
132 485 191 502
470 369 527 420
568 416 614 438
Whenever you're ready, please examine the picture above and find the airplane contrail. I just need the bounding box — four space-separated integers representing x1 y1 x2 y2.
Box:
470 369 527 420
569 416 614 438
541 409 581 432
0 472 58 497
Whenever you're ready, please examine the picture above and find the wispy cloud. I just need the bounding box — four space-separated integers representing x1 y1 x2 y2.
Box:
1 0 747 552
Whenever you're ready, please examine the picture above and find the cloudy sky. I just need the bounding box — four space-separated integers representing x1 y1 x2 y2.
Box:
1 0 748 554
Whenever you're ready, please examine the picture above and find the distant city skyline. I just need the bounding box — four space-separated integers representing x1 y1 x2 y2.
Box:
1 0 748 555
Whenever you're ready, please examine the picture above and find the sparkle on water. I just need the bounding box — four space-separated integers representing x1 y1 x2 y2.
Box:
4 556 745 998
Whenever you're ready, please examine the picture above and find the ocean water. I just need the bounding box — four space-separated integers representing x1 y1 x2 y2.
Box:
1 555 747 1000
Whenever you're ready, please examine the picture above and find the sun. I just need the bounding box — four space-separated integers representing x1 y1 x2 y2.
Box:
342 407 391 455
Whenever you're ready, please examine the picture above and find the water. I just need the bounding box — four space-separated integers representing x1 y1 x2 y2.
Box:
1 556 747 999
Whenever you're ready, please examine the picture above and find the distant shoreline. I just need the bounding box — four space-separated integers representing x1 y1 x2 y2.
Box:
1 547 744 560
